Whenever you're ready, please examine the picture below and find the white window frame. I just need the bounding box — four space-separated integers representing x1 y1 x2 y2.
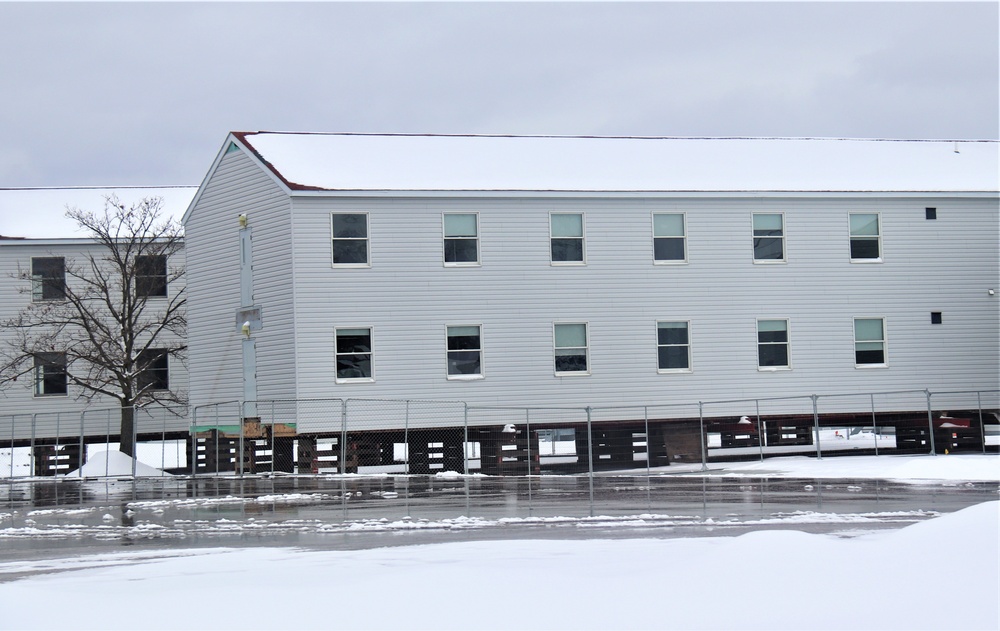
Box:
33 352 68 397
331 212 371 268
853 317 888 368
756 318 791 371
334 326 375 382
442 212 480 267
549 212 586 266
652 212 688 264
553 322 590 376
445 324 484 380
849 212 883 263
656 320 692 373
136 349 170 392
752 212 786 263
135 254 168 298
30 256 66 302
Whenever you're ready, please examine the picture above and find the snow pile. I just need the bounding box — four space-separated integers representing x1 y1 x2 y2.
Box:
66 451 171 478
0 501 996 630
711 454 999 482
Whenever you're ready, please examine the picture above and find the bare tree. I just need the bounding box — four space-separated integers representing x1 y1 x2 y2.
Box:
0 196 186 456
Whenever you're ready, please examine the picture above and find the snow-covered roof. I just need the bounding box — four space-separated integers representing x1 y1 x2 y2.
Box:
232 133 999 194
0 186 197 240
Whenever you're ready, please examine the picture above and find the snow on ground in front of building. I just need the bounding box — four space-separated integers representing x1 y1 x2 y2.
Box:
700 453 999 482
0 501 996 631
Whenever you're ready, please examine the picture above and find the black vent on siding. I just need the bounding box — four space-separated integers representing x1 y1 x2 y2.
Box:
926 207 937 220
931 312 943 324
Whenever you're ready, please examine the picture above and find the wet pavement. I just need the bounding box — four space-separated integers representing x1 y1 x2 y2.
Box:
2 471 997 565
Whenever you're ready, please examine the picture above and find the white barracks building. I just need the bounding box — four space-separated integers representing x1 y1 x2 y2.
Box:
182 133 998 429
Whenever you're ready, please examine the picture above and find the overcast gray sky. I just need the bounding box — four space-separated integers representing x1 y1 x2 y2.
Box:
0 1 996 188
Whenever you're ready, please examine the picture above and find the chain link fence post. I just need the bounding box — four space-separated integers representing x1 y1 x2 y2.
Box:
190 405 198 477
755 399 764 461
977 392 986 454
6 416 12 479
340 399 348 475
586 406 594 517
925 390 937 456
870 393 879 456
643 405 650 486
130 406 138 479
699 402 707 471
78 411 86 478
463 403 469 475
812 395 821 460
30 413 36 478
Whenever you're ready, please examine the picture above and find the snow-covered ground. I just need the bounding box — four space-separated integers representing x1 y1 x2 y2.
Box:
0 500 996 630
660 453 1000 482
0 454 997 629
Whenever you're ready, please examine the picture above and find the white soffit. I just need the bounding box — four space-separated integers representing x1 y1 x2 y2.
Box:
238 134 999 193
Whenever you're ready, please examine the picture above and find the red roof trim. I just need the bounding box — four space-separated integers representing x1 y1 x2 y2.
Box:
231 131 327 192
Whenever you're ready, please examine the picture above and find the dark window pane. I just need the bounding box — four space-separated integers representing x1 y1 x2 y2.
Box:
657 326 688 345
654 237 685 261
444 239 478 263
753 237 783 260
136 255 168 297
137 351 169 391
34 353 67 395
32 257 66 300
555 351 587 372
551 238 584 262
758 344 789 367
333 240 368 264
337 355 371 379
658 346 689 370
337 333 371 354
850 238 880 259
757 330 788 344
447 334 480 351
856 348 885 365
43 371 67 394
332 214 367 238
447 351 481 375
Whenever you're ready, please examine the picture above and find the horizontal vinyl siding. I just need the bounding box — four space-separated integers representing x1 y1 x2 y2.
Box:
185 149 293 409
285 195 999 413
250 182 296 402
0 241 188 433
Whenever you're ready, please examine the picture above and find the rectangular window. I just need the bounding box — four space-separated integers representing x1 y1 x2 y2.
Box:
854 318 886 367
752 213 784 261
657 321 690 371
31 257 65 301
550 213 585 264
925 207 937 220
331 213 369 266
554 323 589 374
849 213 881 261
757 319 790 369
33 352 67 396
653 213 686 263
135 255 168 297
446 325 483 378
443 213 479 265
335 327 373 381
136 349 169 391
